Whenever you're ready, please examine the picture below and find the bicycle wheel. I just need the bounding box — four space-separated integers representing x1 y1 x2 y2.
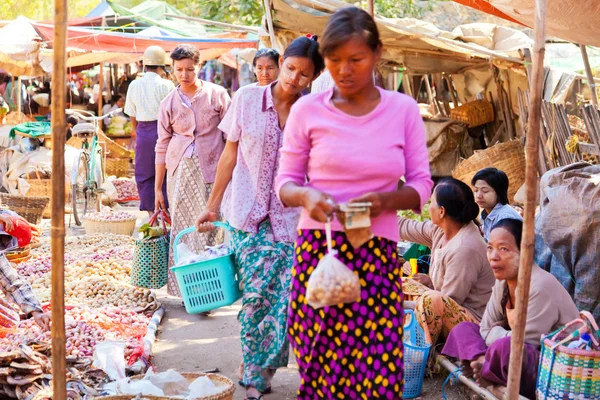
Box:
71 151 89 226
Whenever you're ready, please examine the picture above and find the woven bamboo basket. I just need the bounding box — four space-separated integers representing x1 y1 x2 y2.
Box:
95 373 235 400
83 216 137 236
452 140 526 203
24 167 51 198
0 194 49 225
99 131 132 159
106 157 131 178
6 247 31 263
450 100 495 128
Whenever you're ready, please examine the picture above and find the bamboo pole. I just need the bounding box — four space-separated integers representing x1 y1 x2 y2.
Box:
367 0 374 16
16 76 22 119
580 44 599 110
506 0 546 397
98 63 104 130
51 0 67 396
262 0 279 52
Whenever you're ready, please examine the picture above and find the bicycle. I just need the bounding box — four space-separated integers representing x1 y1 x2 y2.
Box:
66 108 122 226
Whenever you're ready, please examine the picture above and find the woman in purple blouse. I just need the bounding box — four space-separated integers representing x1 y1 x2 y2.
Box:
195 37 325 400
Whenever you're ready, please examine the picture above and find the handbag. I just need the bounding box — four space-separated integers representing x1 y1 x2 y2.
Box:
537 311 600 400
130 210 171 289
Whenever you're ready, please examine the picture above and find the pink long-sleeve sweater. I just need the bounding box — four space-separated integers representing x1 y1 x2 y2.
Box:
275 87 433 242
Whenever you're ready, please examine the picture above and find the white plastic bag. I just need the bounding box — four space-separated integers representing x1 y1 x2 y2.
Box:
92 341 126 381
188 376 224 398
147 369 190 396
306 220 361 309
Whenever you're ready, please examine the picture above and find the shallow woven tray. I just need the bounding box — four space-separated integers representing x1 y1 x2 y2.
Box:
95 372 235 400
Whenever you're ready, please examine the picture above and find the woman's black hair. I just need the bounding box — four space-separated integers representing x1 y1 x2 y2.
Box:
171 44 201 65
253 48 280 67
471 168 510 205
434 178 480 225
320 7 382 56
283 36 325 76
110 94 123 105
491 218 523 249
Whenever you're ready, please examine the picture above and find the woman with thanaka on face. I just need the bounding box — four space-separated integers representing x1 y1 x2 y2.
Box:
442 219 579 399
195 36 324 400
276 7 433 398
399 178 495 345
472 167 523 242
155 44 231 297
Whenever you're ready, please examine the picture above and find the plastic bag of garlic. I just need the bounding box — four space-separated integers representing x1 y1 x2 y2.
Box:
306 221 361 309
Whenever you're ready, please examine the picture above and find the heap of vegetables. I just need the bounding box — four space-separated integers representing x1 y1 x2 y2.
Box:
106 116 132 137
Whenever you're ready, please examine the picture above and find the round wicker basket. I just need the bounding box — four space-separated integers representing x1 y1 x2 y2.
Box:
83 216 137 236
452 140 526 203
95 373 235 400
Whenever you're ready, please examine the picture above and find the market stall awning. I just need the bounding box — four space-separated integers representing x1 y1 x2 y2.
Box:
268 0 526 74
0 16 45 76
453 0 600 47
33 23 258 53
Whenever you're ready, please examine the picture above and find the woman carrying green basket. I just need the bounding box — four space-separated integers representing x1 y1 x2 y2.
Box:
195 37 325 400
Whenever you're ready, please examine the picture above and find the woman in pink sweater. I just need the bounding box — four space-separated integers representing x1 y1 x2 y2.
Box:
276 8 433 399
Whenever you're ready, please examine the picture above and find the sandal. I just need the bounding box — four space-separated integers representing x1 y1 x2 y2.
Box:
245 397 263 400
238 381 271 394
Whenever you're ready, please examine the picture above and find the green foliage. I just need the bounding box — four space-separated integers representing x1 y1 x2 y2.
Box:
5 0 444 26
398 200 431 222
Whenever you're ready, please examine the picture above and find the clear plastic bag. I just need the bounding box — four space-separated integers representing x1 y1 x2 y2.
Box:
306 220 361 309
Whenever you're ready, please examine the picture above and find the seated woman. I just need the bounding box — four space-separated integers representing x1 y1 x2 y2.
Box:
442 219 579 399
472 168 522 242
399 178 495 344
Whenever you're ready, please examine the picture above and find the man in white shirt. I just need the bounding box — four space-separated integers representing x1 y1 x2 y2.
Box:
125 46 175 214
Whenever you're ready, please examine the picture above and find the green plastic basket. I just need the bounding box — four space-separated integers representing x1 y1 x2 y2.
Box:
171 222 241 314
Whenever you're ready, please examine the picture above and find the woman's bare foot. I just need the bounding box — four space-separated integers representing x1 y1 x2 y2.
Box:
245 386 262 399
237 361 244 381
461 360 474 378
470 356 491 387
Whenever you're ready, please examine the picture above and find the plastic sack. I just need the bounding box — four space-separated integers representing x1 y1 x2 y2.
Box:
188 376 224 398
175 243 230 266
103 377 164 397
92 341 126 381
5 215 32 248
147 369 190 396
306 220 361 309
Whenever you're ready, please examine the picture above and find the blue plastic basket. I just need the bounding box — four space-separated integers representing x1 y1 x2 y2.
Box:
403 309 432 399
171 222 241 314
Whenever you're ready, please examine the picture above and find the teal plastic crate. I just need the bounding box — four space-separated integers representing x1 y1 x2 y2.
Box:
171 222 241 314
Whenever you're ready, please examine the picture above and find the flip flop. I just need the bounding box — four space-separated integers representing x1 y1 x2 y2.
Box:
238 381 271 394
245 397 263 400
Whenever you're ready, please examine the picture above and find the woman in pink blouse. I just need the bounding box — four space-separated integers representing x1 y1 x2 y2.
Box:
276 8 433 399
195 37 325 400
155 44 231 297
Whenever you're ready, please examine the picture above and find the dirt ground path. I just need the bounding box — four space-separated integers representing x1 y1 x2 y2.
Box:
152 294 467 400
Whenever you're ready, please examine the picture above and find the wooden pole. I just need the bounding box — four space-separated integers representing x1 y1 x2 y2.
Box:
16 77 22 119
506 0 546 397
367 0 374 16
262 0 279 52
51 0 67 396
580 44 599 110
98 63 104 130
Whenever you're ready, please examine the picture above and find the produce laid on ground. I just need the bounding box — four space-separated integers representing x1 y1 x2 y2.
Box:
0 232 162 398
83 211 137 222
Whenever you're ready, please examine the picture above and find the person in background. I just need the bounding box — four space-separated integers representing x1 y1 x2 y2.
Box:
277 8 433 398
196 36 324 400
252 48 280 87
155 44 231 298
472 168 522 242
125 45 175 216
102 94 126 126
0 211 50 330
399 178 495 345
442 219 579 399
